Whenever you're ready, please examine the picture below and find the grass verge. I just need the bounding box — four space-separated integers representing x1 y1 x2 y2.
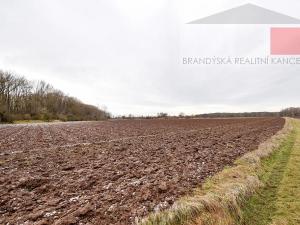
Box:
137 118 293 225
241 119 300 225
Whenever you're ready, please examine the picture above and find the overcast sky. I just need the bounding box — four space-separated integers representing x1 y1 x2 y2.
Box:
0 0 299 116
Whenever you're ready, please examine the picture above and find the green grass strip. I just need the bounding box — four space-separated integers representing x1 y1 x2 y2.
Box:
241 120 300 225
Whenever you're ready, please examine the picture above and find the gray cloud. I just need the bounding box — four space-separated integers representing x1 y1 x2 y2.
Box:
0 0 299 115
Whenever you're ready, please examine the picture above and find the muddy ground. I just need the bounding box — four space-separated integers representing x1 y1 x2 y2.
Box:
0 118 284 225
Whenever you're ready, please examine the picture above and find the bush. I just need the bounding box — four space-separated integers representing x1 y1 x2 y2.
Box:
0 112 13 123
58 114 68 122
23 114 32 120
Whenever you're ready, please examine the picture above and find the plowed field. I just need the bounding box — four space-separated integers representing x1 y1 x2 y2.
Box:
0 118 284 225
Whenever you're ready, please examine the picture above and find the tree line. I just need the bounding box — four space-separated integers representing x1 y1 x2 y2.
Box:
0 70 110 123
197 112 279 118
115 108 300 120
197 108 300 118
279 107 300 118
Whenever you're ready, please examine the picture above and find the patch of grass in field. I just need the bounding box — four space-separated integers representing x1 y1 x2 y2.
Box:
241 120 300 225
13 120 44 124
13 120 60 124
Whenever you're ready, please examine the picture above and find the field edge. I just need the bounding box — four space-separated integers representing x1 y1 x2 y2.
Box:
241 119 300 225
137 117 293 225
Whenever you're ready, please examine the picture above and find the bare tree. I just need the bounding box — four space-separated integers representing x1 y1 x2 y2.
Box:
0 70 110 123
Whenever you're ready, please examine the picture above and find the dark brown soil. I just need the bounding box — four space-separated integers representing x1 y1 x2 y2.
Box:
0 118 284 225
